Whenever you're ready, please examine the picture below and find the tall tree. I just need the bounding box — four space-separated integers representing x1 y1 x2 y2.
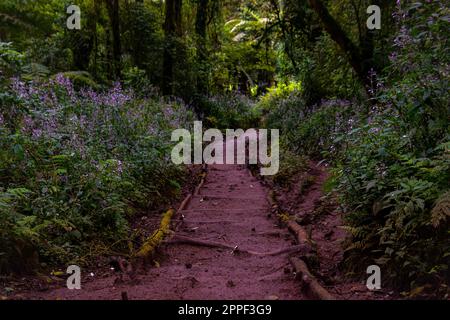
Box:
106 0 122 79
162 0 183 95
195 0 209 95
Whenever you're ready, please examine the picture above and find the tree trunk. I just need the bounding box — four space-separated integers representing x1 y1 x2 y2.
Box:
162 0 183 95
307 0 371 91
91 0 100 77
106 0 122 79
195 0 209 95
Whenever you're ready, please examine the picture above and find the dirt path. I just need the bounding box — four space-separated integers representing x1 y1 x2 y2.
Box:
26 158 304 300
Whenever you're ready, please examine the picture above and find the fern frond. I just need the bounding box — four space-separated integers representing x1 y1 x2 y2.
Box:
431 191 450 227
340 225 367 239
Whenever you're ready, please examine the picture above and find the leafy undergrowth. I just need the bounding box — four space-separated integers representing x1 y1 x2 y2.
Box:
0 75 194 273
259 158 397 299
199 94 260 130
258 1 449 298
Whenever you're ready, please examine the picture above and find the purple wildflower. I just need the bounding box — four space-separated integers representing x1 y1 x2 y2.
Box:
11 77 29 99
22 115 33 133
117 160 123 174
32 128 43 139
103 82 132 107
55 73 75 98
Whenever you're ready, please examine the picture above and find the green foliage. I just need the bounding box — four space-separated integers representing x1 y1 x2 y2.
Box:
56 71 98 89
258 0 449 295
267 149 309 187
201 94 260 129
299 34 363 103
21 63 51 81
291 101 357 158
259 92 307 138
258 80 302 110
261 92 358 158
335 123 449 292
0 75 194 272
122 67 149 92
121 1 164 84
331 1 450 294
0 41 24 79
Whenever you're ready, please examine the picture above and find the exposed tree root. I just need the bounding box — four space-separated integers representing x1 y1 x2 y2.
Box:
178 194 192 213
194 171 207 195
267 186 316 256
261 172 332 300
135 209 175 259
175 164 208 230
165 234 308 256
124 209 175 276
173 194 192 232
290 256 335 300
287 220 310 244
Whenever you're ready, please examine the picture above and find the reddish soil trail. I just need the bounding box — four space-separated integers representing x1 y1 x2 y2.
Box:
26 162 304 300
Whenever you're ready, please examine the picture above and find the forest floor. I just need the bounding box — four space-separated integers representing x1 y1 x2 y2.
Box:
263 162 396 300
5 136 396 300
12 163 302 300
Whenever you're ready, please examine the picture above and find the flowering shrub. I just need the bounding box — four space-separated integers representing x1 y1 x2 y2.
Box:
260 1 449 296
332 0 450 296
263 96 360 158
0 75 194 272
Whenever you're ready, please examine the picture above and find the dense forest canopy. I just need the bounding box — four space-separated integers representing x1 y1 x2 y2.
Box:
1 0 398 99
0 0 449 299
